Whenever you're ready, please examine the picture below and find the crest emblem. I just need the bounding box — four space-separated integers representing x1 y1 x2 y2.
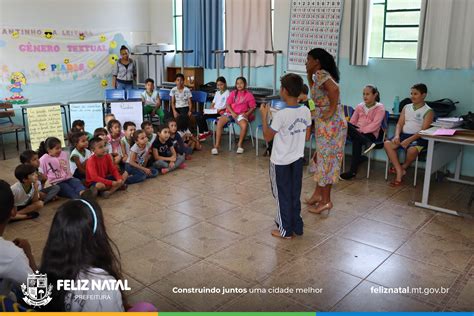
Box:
21 271 53 307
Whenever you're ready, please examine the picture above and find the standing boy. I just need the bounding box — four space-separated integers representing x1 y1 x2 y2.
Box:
260 73 312 239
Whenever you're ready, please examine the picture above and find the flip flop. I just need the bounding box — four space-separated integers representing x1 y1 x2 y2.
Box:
9 211 40 223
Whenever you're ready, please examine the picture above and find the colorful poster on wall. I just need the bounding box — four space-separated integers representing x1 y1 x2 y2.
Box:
287 0 344 73
110 101 143 128
26 105 65 150
0 27 129 103
69 102 104 132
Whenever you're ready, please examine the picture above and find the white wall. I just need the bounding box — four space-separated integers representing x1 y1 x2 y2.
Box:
150 0 174 44
0 0 152 45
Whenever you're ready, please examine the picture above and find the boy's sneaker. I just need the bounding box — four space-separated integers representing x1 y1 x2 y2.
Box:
236 147 244 154
185 155 192 160
363 143 377 155
198 133 207 141
178 163 187 169
211 148 218 155
161 168 169 175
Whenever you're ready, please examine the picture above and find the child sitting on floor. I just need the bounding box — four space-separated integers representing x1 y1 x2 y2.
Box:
71 119 93 140
0 180 36 299
40 199 125 311
141 121 156 144
125 130 158 184
9 164 43 222
152 125 186 174
384 83 434 186
69 131 92 181
177 114 201 151
86 137 127 199
120 121 136 164
106 119 124 166
38 137 95 199
167 118 192 158
20 149 60 205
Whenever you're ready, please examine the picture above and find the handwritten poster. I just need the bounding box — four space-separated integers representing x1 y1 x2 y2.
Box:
110 101 143 128
27 105 65 150
69 102 104 132
287 0 344 73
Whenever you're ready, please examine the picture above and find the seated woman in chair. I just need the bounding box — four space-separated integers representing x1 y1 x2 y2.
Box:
384 83 434 186
212 76 256 155
340 85 385 180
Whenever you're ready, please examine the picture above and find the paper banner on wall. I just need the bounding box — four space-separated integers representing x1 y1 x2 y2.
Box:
69 102 104 132
287 0 344 73
110 101 143 128
27 105 65 150
0 27 127 85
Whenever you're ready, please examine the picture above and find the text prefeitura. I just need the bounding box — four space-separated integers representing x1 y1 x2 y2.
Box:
57 280 131 291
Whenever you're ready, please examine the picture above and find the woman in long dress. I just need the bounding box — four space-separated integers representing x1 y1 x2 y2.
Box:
305 48 347 215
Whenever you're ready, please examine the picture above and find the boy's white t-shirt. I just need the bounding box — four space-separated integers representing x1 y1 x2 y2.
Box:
170 87 192 108
270 105 312 165
64 267 124 312
212 90 229 110
0 237 33 298
10 182 35 207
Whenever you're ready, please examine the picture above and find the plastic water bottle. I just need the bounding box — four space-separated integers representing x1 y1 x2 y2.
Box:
393 96 400 113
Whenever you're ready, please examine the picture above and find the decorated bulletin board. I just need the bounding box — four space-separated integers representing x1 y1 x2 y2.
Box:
0 27 129 103
287 0 344 73
69 102 104 132
26 105 65 150
110 101 143 128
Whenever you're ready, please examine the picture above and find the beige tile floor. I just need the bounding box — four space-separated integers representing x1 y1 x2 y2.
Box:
1 139 473 312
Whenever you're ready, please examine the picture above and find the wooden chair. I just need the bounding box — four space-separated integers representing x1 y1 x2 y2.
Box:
0 102 26 160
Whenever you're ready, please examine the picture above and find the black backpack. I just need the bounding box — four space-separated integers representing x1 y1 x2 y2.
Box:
399 98 458 118
461 112 474 130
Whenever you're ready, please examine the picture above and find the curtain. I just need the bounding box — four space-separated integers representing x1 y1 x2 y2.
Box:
224 0 273 68
417 0 474 70
349 0 372 66
183 0 224 68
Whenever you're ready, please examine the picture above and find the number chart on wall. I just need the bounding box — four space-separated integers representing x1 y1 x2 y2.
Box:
287 0 344 73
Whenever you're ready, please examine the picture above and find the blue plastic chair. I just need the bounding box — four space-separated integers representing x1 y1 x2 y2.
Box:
255 99 287 156
104 89 126 101
126 89 144 100
190 91 208 136
159 89 171 111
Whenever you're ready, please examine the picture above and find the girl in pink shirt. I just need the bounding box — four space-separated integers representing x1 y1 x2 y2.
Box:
38 137 95 199
212 77 256 155
340 85 386 180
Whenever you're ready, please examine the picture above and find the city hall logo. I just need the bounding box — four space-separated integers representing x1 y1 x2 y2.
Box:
21 271 53 307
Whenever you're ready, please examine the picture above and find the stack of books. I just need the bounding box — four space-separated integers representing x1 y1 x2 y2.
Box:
432 117 463 129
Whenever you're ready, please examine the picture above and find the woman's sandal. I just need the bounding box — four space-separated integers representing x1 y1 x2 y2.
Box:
389 179 404 187
304 195 322 206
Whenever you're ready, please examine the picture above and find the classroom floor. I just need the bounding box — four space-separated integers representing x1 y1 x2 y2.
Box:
1 139 473 312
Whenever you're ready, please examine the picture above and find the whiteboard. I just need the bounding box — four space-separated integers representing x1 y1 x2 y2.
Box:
110 101 143 128
69 102 104 132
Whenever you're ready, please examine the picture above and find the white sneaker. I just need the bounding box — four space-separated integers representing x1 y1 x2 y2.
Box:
211 148 218 155
236 147 244 154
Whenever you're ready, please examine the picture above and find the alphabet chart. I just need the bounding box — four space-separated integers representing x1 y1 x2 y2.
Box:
287 0 344 73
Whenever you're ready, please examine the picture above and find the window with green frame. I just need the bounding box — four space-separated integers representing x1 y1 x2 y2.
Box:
369 0 422 59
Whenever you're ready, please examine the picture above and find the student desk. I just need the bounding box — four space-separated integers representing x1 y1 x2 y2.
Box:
415 128 474 216
21 103 69 149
